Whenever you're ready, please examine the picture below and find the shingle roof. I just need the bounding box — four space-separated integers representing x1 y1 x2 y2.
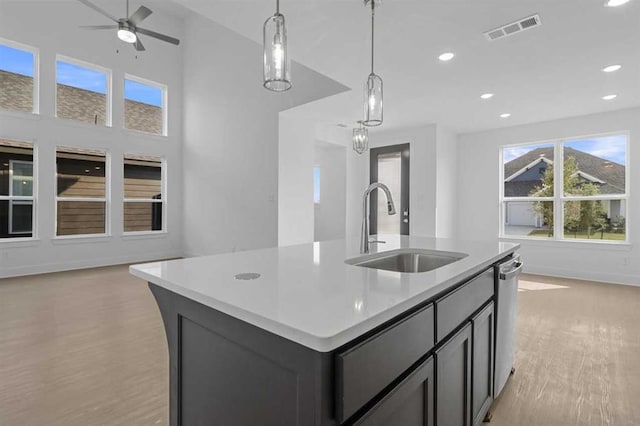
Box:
504 146 625 196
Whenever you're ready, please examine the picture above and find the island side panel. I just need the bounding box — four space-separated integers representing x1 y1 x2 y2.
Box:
149 283 337 426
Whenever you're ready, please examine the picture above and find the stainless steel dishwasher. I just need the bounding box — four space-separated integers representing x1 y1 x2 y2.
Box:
494 254 523 397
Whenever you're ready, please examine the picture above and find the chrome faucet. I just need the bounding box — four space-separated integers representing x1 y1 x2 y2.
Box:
361 182 396 254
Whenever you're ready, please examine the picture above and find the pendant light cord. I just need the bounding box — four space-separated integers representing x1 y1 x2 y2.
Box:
126 0 129 17
276 0 280 15
370 0 375 74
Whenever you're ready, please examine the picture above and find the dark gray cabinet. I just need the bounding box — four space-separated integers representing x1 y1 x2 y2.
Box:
472 302 494 426
354 356 435 426
436 323 472 426
148 258 513 426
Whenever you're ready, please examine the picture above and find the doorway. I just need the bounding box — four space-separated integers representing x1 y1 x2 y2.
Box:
369 143 410 235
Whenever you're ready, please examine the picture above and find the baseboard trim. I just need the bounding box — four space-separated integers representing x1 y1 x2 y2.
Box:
0 250 183 279
524 264 640 287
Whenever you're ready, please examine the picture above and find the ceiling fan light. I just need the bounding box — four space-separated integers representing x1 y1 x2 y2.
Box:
118 28 137 43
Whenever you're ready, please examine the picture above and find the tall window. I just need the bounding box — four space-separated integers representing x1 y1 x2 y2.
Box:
124 154 163 232
501 134 628 242
0 39 37 113
124 75 166 136
56 147 108 236
56 56 110 126
0 139 34 238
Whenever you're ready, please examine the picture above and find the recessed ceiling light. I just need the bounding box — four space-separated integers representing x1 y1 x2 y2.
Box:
605 0 630 7
480 93 494 100
500 113 511 118
602 94 617 100
438 52 455 62
602 64 622 73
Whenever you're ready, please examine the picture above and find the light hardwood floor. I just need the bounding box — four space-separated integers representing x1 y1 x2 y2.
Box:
1 267 639 425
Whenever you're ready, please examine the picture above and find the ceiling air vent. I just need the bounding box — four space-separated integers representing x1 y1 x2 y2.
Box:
484 14 542 41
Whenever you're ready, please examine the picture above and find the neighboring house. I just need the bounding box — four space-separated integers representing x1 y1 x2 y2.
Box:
504 147 625 227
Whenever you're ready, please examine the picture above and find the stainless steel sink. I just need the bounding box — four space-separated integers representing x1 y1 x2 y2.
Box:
346 249 468 273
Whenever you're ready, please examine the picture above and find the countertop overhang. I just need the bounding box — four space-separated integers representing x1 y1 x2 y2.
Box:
130 236 519 352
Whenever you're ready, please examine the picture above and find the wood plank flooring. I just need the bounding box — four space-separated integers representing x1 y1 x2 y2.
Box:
0 267 639 425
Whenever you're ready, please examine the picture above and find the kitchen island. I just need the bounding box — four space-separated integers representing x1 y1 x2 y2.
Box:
130 235 520 426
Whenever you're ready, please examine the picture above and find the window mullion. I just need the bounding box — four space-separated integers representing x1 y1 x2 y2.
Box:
554 141 563 240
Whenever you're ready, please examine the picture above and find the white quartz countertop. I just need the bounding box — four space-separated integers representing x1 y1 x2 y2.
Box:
130 236 519 352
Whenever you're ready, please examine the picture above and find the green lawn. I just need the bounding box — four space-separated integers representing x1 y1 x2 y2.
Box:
528 229 625 241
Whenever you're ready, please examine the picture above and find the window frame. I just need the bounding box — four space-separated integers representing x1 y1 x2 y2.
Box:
0 37 40 115
8 159 34 235
499 131 630 244
54 55 112 127
122 153 166 234
0 139 37 240
54 146 110 238
123 73 168 137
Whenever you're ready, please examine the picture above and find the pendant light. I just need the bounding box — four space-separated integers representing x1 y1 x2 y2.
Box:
263 0 291 91
353 121 369 154
363 0 382 126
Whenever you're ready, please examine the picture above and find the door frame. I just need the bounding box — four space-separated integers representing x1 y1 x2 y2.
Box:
369 143 410 236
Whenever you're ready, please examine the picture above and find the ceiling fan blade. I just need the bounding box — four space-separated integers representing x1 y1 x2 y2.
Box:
129 6 152 26
134 38 146 52
79 25 119 30
77 0 119 23
136 27 180 45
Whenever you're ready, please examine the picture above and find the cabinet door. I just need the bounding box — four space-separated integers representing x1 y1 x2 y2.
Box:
472 303 494 426
354 356 434 426
436 323 472 426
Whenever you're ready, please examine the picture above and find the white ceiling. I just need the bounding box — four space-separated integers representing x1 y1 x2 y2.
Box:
167 0 640 134
23 0 640 133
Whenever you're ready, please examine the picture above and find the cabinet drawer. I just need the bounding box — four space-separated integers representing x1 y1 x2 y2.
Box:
336 303 435 423
435 268 493 342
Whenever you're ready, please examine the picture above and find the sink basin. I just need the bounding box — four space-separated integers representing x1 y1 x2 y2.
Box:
346 249 468 273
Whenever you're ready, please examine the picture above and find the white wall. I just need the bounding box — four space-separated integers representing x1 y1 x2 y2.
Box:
435 125 458 238
314 142 346 241
457 107 640 286
0 1 184 277
182 14 348 255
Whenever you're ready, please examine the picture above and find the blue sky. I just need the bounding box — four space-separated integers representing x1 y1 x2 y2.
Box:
313 167 320 203
504 134 626 165
125 79 162 107
56 61 107 94
2 43 161 106
0 45 34 77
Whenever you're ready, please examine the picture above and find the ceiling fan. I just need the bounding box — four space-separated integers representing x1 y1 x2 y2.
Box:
78 0 180 51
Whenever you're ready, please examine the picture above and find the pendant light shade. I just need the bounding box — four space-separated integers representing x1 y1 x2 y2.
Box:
364 73 383 126
362 0 383 127
263 0 291 92
353 121 369 154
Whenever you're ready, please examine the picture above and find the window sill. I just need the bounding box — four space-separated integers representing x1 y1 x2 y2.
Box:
0 238 41 248
54 117 113 131
51 234 112 245
123 128 168 141
0 109 41 121
121 231 168 240
499 236 632 251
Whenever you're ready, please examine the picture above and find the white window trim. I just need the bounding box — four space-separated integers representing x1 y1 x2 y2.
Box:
124 73 168 137
123 154 166 234
54 146 110 238
0 37 40 115
55 54 113 127
8 159 34 235
500 131 630 244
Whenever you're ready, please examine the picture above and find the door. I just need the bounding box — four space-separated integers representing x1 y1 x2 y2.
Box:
436 323 472 426
370 143 410 236
354 356 434 426
472 303 494 426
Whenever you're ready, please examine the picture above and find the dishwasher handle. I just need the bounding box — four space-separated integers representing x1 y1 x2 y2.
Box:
499 258 523 281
